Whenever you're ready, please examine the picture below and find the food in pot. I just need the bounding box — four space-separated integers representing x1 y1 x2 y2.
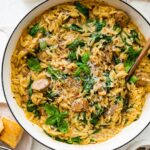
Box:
11 0 150 144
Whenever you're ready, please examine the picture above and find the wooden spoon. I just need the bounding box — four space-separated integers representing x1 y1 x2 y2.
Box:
126 38 150 81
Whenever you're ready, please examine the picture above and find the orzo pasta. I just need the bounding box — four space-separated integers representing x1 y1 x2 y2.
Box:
11 0 150 144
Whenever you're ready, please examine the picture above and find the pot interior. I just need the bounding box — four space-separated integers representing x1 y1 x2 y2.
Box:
2 0 150 150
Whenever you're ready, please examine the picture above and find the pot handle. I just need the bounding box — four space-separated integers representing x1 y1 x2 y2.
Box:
0 26 15 103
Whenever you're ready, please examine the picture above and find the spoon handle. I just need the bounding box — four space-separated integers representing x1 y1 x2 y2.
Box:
127 38 150 81
0 146 12 150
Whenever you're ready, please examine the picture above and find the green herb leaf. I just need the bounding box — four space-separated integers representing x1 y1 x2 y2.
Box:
81 52 90 63
39 27 46 35
114 96 122 104
91 33 102 43
28 79 33 97
92 129 100 134
74 63 90 76
59 111 68 119
29 24 47 36
27 57 41 72
124 59 135 72
90 105 103 125
68 50 77 61
39 40 47 50
91 33 112 44
47 90 59 102
83 76 95 95
46 116 57 125
113 23 122 34
95 20 106 32
130 30 139 44
104 72 112 91
129 75 139 84
27 99 37 112
71 137 82 144
44 104 59 116
58 120 68 133
47 66 67 80
75 2 89 18
34 109 41 118
113 54 121 64
29 23 40 36
124 47 142 72
68 24 83 33
26 99 41 118
67 39 85 51
44 104 69 133
102 35 112 43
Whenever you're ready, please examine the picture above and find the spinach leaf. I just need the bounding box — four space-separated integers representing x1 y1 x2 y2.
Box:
39 27 47 35
29 23 40 36
124 47 141 72
74 63 90 76
113 23 122 34
91 33 112 44
27 99 36 112
47 66 67 80
92 129 100 134
29 23 47 36
45 116 58 125
95 20 106 32
26 99 41 118
128 46 141 58
44 104 69 133
91 33 103 43
104 72 112 91
114 96 122 104
44 104 59 116
113 54 121 64
68 50 77 61
58 120 68 133
129 75 139 84
71 137 82 144
47 90 59 102
130 30 139 44
102 35 112 43
27 57 41 72
67 39 85 51
81 52 90 63
124 59 135 72
75 2 89 18
74 52 90 76
28 79 33 97
26 79 40 117
83 76 95 95
90 105 104 125
67 24 83 33
55 137 70 144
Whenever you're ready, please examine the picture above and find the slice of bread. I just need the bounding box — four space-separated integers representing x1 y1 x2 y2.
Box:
0 117 24 148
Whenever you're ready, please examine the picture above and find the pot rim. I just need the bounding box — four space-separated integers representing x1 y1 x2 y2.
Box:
1 0 150 150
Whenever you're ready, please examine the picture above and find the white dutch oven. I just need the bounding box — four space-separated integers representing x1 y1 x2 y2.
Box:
1 0 150 150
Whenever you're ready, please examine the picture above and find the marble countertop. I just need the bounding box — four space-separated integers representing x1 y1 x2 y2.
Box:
0 0 150 150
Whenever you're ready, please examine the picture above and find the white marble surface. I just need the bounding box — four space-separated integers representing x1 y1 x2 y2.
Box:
0 0 150 150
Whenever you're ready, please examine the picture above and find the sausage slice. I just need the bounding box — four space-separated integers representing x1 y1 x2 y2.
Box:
31 79 49 91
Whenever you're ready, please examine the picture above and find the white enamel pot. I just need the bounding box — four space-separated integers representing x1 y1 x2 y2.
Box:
1 0 150 150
